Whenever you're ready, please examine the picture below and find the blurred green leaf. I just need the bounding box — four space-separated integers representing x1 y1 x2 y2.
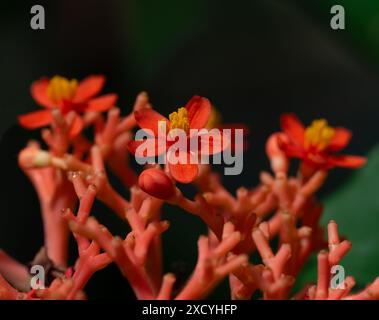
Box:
291 0 379 69
123 0 206 79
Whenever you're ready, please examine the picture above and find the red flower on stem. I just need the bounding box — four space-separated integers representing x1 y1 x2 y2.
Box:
18 75 118 137
278 113 366 170
128 96 229 183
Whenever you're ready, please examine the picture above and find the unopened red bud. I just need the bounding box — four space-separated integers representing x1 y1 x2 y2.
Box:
138 168 176 200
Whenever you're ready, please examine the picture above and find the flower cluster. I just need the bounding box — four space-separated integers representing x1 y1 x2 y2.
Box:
0 74 377 300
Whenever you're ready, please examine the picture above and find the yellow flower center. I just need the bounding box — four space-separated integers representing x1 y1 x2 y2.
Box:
169 107 190 133
305 119 335 151
47 75 78 104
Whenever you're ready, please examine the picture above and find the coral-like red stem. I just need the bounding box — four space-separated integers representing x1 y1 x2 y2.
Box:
19 144 76 266
11 91 376 301
69 217 156 299
156 273 176 300
0 275 21 299
0 250 30 291
315 251 329 299
175 223 247 299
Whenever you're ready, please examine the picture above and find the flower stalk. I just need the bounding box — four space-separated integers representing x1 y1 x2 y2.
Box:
0 76 376 300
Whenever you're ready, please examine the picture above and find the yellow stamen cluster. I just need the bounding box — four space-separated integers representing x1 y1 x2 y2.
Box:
47 75 78 103
305 119 335 151
169 107 190 133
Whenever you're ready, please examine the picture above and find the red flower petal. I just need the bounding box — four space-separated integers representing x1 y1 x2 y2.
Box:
167 150 199 183
127 138 166 157
280 113 305 146
18 109 53 129
168 160 199 183
276 133 304 159
134 109 169 136
85 94 118 112
68 114 84 138
74 75 105 103
306 153 329 167
127 140 143 155
196 131 230 155
30 78 56 109
185 96 211 129
280 142 305 159
218 124 249 153
61 100 82 114
328 155 367 169
327 127 352 152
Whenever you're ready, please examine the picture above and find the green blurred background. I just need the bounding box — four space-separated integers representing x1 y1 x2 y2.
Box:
0 0 379 298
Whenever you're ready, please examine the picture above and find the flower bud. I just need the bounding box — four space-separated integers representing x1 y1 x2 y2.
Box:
138 168 176 200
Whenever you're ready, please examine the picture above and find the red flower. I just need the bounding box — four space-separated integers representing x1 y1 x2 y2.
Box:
278 113 366 169
128 96 229 183
18 75 118 137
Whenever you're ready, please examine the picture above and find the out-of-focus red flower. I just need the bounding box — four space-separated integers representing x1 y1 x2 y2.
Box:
18 75 118 137
128 96 229 183
138 168 176 200
278 113 366 170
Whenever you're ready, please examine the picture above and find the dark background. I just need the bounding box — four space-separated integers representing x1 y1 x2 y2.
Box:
1 0 379 298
